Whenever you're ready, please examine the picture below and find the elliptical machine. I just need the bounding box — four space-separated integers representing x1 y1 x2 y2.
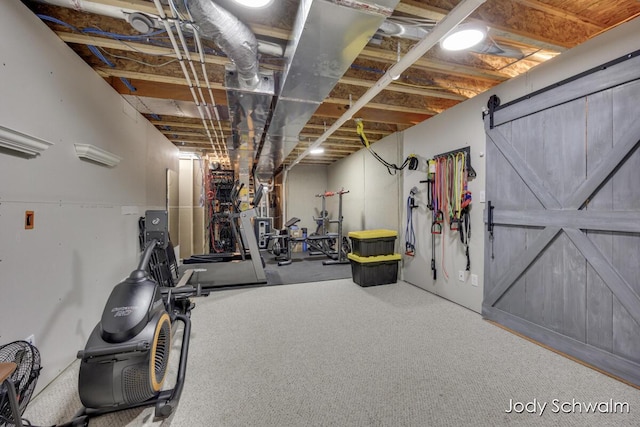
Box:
67 213 206 426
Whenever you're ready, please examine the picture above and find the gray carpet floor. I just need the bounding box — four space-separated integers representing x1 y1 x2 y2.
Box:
24 279 640 426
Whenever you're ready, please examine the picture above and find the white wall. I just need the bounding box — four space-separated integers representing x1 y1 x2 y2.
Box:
285 165 328 233
285 133 402 253
402 17 640 313
0 0 178 391
328 133 403 243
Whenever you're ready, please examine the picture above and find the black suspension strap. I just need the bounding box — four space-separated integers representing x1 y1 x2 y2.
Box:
356 119 418 174
405 187 418 256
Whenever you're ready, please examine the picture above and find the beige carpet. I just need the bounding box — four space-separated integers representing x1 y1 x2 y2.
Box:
24 279 640 426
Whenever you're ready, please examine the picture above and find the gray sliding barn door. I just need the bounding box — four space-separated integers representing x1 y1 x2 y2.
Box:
483 53 640 387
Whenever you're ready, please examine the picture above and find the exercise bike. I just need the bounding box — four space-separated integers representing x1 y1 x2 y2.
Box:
65 217 207 426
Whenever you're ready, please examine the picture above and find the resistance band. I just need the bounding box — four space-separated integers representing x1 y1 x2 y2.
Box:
429 149 473 278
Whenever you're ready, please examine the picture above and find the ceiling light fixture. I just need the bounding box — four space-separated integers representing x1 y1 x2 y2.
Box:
231 0 274 8
310 148 324 154
441 23 487 51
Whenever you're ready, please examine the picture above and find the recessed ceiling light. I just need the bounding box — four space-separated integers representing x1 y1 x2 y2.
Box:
441 23 487 51
231 0 274 8
310 148 324 154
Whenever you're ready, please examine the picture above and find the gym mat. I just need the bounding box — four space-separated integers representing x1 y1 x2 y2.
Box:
263 252 352 286
181 260 267 289
179 252 352 289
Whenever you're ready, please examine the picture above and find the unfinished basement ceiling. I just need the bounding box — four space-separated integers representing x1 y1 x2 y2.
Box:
22 0 640 179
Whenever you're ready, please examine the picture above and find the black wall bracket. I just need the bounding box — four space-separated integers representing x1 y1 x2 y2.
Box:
433 146 476 179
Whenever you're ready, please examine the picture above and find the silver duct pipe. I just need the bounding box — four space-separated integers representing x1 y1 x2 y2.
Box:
290 0 488 166
177 0 260 90
254 0 402 182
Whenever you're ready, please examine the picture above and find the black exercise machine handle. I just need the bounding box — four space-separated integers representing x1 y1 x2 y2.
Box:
137 239 159 271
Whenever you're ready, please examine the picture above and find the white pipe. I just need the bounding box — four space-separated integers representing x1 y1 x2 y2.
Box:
151 0 222 156
288 0 487 169
35 0 135 20
168 5 222 150
282 168 289 226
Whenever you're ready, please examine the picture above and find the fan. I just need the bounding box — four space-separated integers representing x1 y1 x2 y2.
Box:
0 341 41 426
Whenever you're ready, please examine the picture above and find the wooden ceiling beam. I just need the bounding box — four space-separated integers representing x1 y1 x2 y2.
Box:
323 97 438 116
108 76 229 105
101 69 431 124
96 67 226 89
509 0 605 29
297 160 333 165
56 32 234 67
60 31 512 89
152 120 209 129
339 76 467 101
299 147 362 155
303 123 391 136
313 103 431 125
172 144 217 150
169 139 218 145
162 129 231 137
299 133 364 143
359 46 509 82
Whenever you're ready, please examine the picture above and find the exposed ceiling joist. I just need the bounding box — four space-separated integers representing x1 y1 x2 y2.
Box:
24 0 640 175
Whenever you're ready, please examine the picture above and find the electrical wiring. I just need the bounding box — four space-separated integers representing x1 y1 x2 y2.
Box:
36 14 160 91
87 45 115 67
82 27 167 41
37 14 79 31
80 25 189 58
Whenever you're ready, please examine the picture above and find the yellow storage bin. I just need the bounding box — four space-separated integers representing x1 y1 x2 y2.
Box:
348 229 397 257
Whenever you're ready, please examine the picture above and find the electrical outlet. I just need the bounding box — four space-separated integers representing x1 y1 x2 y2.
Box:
25 334 35 346
471 274 478 287
458 270 465 282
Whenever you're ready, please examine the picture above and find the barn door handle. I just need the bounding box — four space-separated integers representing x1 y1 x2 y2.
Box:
487 201 494 234
487 201 495 260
